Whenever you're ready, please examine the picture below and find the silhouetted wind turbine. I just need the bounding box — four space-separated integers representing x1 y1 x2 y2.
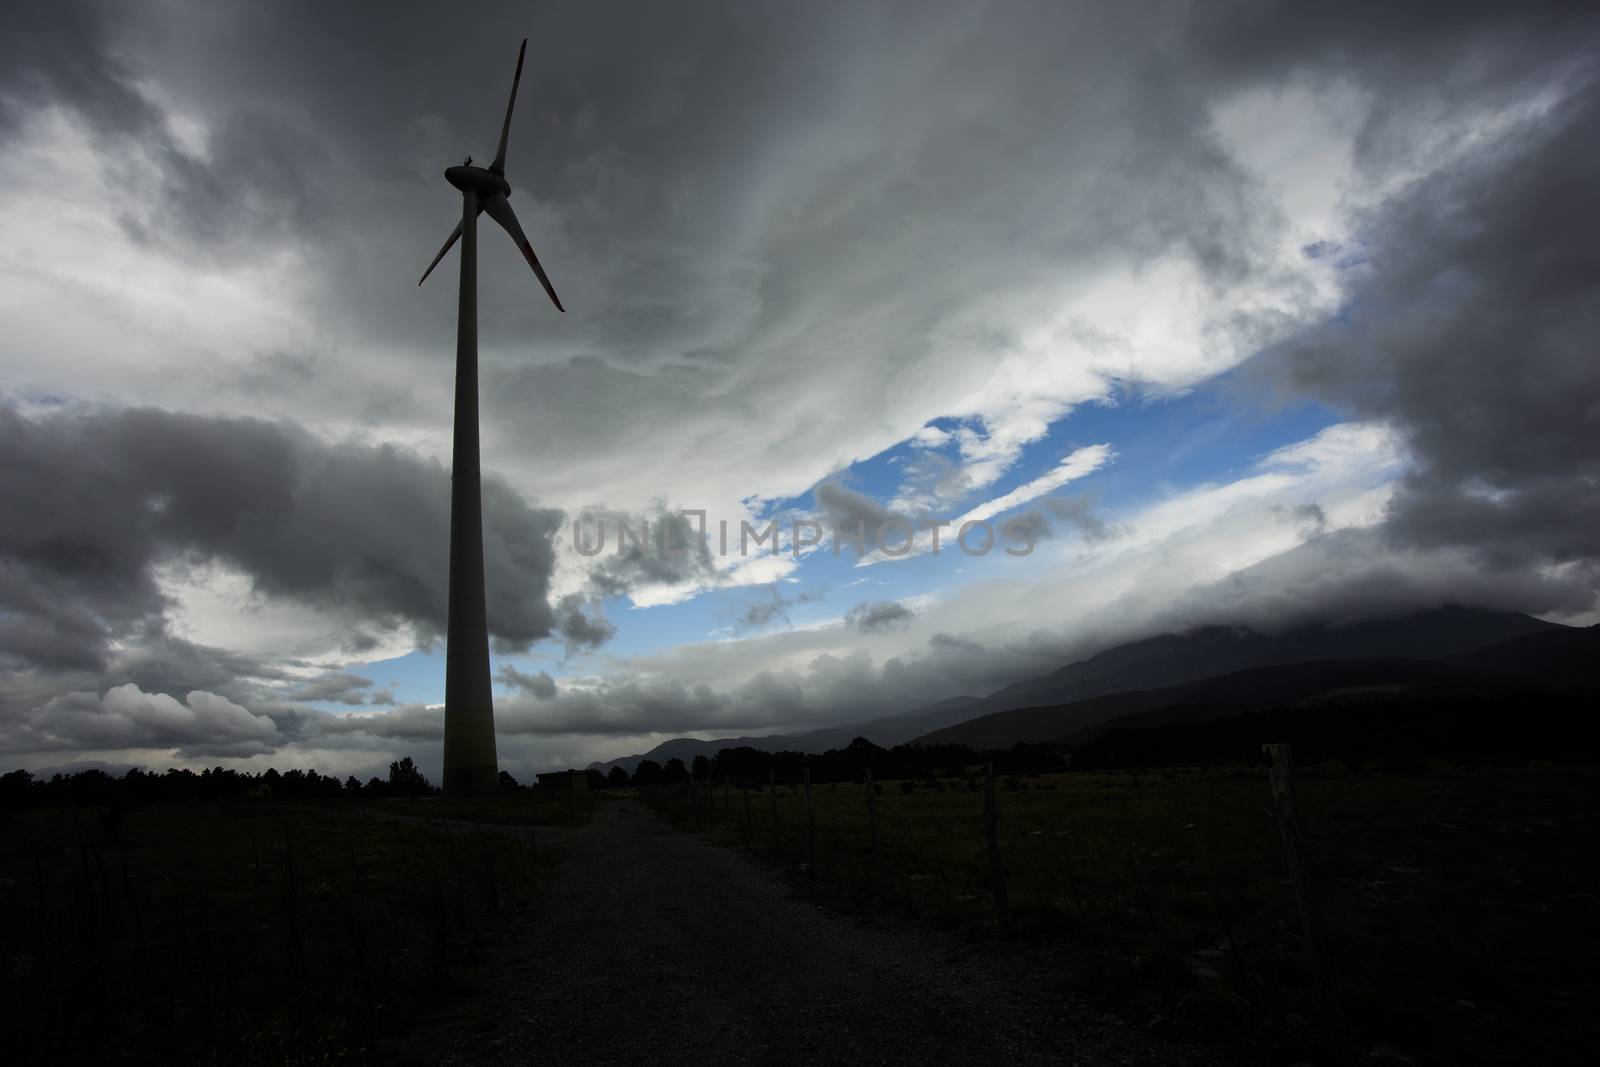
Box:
419 37 563 797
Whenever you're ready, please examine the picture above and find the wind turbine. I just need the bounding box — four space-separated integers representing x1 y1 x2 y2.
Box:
419 37 563 797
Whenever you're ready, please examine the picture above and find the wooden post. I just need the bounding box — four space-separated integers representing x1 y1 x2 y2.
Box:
769 770 780 855
864 767 880 884
803 766 816 877
1262 743 1345 1057
983 763 1012 934
742 784 753 850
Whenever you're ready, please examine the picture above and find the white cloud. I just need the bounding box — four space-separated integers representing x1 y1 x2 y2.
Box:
955 443 1115 525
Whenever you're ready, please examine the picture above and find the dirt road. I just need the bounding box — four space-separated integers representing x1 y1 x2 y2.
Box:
408 799 1217 1066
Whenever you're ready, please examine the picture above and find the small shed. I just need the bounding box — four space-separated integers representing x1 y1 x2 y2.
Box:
536 769 589 792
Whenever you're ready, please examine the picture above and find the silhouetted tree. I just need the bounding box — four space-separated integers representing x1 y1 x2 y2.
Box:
66 767 116 806
607 766 629 788
713 747 769 786
0 768 35 808
663 757 690 784
691 754 712 783
632 759 663 787
841 736 886 777
387 756 432 797
344 775 362 794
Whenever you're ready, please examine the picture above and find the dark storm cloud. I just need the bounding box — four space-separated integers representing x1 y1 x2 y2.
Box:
1269 80 1600 590
498 664 557 699
929 633 983 654
845 600 915 634
4 0 1310 504
0 0 867 344
740 590 791 631
550 593 616 652
1007 495 1117 546
1190 1 1598 135
0 403 565 696
0 2 338 265
997 511 1052 548
1043 496 1115 543
0 0 157 139
736 584 823 632
317 702 442 744
582 506 718 599
502 679 731 738
813 481 913 551
1272 502 1327 535
1170 0 1600 612
284 671 375 706
316 678 732 741
108 630 297 707
1156 528 1600 635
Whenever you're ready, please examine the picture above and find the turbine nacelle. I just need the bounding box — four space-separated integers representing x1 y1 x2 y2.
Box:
417 38 563 312
445 165 511 200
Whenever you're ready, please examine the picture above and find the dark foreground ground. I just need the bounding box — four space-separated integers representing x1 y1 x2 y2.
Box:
5 763 1594 1064
404 797 1215 1066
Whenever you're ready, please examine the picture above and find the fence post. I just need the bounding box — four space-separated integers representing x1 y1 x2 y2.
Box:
803 766 816 877
769 770 780 855
742 784 753 850
1262 742 1346 1057
865 767 880 886
983 763 1012 934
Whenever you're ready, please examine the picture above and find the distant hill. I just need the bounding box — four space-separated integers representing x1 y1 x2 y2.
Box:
1448 622 1600 689
912 617 1597 751
912 657 1471 750
589 734 804 777
972 606 1559 720
1068 680 1600 770
586 694 986 776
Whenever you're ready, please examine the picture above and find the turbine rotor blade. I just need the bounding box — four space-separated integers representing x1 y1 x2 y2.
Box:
483 193 564 312
417 219 466 286
489 38 527 175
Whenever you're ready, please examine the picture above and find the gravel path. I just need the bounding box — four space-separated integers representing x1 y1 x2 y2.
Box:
409 799 1220 1066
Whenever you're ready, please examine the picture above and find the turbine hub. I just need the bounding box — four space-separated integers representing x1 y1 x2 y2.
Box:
445 165 511 199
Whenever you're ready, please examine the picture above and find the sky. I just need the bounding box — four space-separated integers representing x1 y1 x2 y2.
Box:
2 1 1597 782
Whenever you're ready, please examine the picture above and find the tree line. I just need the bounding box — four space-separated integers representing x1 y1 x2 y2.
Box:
624 736 1069 789
0 756 441 808
0 738 1071 810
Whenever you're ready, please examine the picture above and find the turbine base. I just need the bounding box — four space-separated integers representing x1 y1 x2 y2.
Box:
443 762 500 798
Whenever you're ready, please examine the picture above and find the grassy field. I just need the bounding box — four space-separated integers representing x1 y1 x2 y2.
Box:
643 762 1599 1064
0 792 595 1064
5 765 1591 1064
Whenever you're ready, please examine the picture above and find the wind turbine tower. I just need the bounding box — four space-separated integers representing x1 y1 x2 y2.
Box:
419 38 564 796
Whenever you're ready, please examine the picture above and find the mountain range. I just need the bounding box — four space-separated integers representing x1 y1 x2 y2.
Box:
587 606 1593 774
